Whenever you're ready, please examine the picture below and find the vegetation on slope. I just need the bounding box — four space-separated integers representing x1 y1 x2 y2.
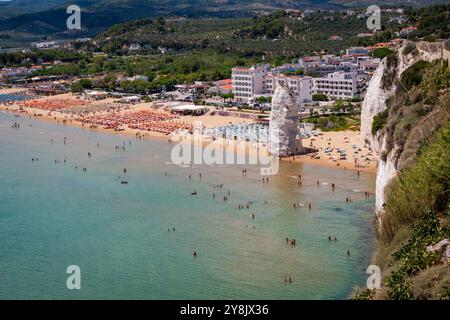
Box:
380 124 450 300
355 122 450 300
406 4 450 40
357 57 450 300
92 11 398 59
378 59 450 167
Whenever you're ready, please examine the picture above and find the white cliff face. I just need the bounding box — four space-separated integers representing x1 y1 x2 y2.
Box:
359 41 444 217
375 150 398 214
269 83 303 157
360 41 443 151
359 57 395 152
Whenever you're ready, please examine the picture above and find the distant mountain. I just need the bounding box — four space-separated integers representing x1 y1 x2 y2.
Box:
0 0 448 37
0 0 67 19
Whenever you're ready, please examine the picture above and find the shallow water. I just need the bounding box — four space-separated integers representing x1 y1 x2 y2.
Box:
0 93 31 103
0 111 375 299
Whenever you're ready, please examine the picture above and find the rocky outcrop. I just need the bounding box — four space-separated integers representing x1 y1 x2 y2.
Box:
360 57 395 152
360 41 444 151
269 83 303 157
375 146 398 213
360 40 444 217
426 239 450 264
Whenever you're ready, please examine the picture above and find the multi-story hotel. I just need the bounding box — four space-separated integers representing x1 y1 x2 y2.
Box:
231 64 270 100
312 71 359 99
232 65 312 103
264 73 312 103
232 51 378 102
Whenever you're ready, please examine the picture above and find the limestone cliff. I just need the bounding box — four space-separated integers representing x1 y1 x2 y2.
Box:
269 82 303 157
359 41 445 216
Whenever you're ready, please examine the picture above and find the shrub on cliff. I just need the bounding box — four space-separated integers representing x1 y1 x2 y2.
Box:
372 109 389 135
380 122 450 241
401 60 430 90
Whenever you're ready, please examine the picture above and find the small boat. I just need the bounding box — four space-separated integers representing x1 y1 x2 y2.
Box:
121 181 128 185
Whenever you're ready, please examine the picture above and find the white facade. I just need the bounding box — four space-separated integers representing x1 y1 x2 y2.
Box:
312 71 358 99
232 65 270 100
265 74 312 103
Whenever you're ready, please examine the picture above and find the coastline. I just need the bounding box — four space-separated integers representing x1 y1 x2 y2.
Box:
0 90 377 175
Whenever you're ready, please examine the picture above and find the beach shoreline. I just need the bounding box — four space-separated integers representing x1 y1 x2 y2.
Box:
0 90 377 174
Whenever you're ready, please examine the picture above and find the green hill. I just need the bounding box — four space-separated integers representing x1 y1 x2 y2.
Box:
1 0 448 36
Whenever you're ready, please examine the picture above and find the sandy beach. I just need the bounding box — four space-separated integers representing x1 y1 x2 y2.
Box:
0 89 377 174
291 131 378 174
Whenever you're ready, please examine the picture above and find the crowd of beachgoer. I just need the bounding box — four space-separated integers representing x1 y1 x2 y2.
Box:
78 110 192 134
64 102 130 115
19 98 89 111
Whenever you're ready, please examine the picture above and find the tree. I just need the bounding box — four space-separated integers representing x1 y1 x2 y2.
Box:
71 79 92 93
371 48 394 59
312 93 328 101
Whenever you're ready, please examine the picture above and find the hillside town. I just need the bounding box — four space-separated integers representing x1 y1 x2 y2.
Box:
0 40 401 109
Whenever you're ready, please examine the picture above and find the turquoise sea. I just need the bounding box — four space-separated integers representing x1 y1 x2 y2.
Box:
0 111 375 299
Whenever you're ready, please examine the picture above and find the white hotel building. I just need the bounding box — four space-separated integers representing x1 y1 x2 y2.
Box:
264 73 312 103
232 65 312 103
232 65 363 102
312 71 359 99
231 64 270 100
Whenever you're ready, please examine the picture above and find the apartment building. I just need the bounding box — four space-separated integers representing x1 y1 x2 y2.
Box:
265 73 312 103
299 55 359 76
231 64 270 101
312 71 359 99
